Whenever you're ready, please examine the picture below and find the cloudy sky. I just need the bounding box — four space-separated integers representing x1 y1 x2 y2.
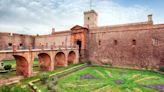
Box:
0 0 164 35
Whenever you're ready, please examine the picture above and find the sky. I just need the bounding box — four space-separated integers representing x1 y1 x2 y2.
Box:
0 0 164 35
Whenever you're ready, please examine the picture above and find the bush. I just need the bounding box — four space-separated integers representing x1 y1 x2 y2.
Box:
1 62 4 66
0 85 29 92
51 86 58 92
40 73 49 84
52 76 58 85
11 85 29 92
86 60 92 65
4 64 12 70
1 85 11 92
47 83 54 90
159 66 164 72
108 63 113 67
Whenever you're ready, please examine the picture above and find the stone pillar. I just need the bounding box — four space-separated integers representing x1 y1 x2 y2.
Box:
65 53 68 67
41 45 44 50
51 45 54 50
62 42 64 47
12 44 17 52
28 44 32 51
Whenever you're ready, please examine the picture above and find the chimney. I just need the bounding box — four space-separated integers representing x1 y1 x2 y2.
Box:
51 28 55 34
148 14 153 24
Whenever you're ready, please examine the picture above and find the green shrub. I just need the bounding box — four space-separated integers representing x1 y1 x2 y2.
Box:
1 62 4 66
108 63 113 67
10 85 29 92
159 66 164 72
52 76 58 85
4 64 12 70
86 60 92 65
1 85 11 92
0 85 29 92
47 83 54 90
51 86 58 92
40 72 49 84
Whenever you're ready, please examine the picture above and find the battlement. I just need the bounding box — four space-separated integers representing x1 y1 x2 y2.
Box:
84 9 98 16
90 21 158 33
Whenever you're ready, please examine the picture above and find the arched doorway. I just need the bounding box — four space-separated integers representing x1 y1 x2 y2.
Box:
76 40 82 56
55 52 66 67
68 51 76 64
13 55 29 76
38 53 51 71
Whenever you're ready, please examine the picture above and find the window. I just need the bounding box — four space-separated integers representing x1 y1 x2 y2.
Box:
114 40 118 45
20 43 23 46
152 38 159 46
98 40 101 45
132 39 136 45
8 43 12 46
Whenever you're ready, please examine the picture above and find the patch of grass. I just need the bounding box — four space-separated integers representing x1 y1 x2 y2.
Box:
0 63 81 92
0 59 39 79
50 67 164 92
0 60 16 70
0 59 39 70
0 70 16 79
1 64 164 92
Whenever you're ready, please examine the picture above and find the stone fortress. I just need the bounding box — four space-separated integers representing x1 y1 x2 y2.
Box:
0 10 164 69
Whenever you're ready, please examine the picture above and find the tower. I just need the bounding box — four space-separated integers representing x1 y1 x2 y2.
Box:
84 10 98 28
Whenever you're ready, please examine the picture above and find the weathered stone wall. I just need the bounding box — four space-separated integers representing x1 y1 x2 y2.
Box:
0 32 34 60
0 33 34 50
34 32 71 49
88 24 164 68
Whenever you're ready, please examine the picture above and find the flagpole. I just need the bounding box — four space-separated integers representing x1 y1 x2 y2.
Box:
90 0 92 10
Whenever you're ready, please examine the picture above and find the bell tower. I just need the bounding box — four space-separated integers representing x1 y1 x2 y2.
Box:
84 10 98 28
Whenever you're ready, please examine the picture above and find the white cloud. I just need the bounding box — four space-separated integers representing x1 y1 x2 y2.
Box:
0 0 163 35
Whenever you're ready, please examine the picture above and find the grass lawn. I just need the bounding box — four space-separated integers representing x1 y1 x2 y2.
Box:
0 60 16 70
0 59 39 70
0 64 82 92
0 59 39 79
39 66 164 92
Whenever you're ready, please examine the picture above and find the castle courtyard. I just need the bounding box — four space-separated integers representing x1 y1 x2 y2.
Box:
0 0 164 92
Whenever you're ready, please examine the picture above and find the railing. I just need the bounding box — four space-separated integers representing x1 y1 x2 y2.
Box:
0 45 79 52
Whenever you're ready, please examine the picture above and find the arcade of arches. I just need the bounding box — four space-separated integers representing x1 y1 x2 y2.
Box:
9 50 78 77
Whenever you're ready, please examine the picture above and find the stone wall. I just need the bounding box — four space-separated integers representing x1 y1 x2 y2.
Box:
34 32 71 49
0 32 34 60
0 22 164 69
0 32 34 50
88 24 164 68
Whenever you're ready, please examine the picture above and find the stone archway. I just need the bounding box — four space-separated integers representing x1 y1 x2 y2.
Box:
38 53 51 71
55 52 66 66
13 55 29 77
68 51 76 64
